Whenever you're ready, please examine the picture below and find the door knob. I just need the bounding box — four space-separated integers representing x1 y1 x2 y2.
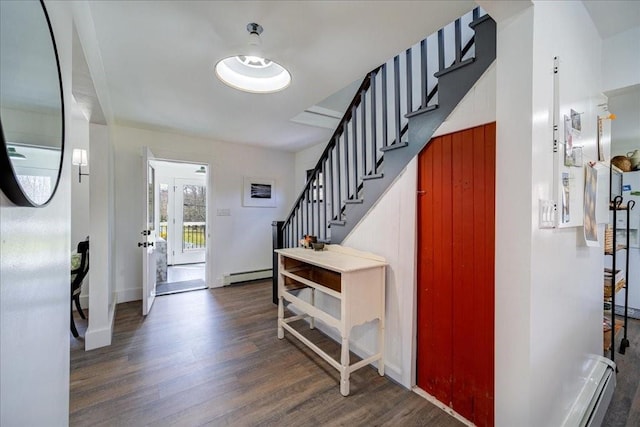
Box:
148 242 154 247
138 242 147 247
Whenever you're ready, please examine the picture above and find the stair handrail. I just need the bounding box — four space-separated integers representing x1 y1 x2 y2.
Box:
281 67 380 225
281 7 483 243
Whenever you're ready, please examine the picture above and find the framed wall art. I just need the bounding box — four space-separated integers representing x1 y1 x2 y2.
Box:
243 176 276 207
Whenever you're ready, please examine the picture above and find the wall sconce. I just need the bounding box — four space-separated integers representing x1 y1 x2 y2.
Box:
72 149 89 183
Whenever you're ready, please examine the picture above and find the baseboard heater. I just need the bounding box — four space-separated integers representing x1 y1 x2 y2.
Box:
562 356 616 427
223 268 272 285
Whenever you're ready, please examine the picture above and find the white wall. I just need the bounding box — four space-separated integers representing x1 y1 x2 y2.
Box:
112 125 295 302
70 102 91 250
69 100 91 313
495 2 606 425
294 142 326 194
494 7 535 423
68 0 119 350
529 3 604 425
0 0 72 424
342 158 418 385
86 123 116 350
602 26 640 94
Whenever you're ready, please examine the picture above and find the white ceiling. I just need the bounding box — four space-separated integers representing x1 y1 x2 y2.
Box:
84 1 640 153
86 0 476 152
582 0 640 39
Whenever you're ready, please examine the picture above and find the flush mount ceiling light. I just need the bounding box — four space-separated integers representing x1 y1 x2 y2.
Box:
215 23 291 94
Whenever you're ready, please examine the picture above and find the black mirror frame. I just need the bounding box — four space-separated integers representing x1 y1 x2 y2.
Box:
0 0 65 208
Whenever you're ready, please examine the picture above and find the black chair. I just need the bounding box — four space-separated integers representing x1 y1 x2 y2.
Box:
71 238 89 338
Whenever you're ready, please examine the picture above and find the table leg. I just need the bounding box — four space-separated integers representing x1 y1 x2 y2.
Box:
277 296 284 339
340 335 350 396
378 317 385 376
310 288 315 329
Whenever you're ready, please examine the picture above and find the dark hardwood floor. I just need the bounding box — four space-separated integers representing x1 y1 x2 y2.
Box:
71 281 640 426
70 281 463 426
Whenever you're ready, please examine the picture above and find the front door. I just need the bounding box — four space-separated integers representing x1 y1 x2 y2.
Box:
141 147 158 315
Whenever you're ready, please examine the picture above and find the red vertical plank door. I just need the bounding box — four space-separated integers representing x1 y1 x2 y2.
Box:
416 123 495 426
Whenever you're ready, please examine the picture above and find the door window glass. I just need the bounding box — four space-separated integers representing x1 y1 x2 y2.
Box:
159 183 169 240
182 184 206 250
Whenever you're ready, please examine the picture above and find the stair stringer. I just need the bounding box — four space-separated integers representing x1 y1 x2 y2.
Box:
330 15 496 244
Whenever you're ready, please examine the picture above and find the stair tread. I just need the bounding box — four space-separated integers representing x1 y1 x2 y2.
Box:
380 142 409 152
434 57 475 78
329 220 346 226
362 173 384 181
469 14 492 29
345 198 364 204
406 104 438 119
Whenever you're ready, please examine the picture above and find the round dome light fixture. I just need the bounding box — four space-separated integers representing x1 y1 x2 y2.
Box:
214 23 291 94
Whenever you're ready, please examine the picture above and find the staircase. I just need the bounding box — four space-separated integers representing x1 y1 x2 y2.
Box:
274 8 496 250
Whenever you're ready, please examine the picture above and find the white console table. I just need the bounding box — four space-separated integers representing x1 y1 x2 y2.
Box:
275 245 386 396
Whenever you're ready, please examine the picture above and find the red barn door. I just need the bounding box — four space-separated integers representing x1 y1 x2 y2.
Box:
416 122 495 426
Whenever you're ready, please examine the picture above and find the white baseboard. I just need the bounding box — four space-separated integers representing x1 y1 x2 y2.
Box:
84 300 116 351
85 325 112 350
412 387 474 426
223 268 272 285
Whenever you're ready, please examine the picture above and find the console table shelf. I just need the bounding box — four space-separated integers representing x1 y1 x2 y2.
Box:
275 245 386 396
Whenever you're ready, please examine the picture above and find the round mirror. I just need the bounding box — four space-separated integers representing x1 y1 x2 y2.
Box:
0 0 64 207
